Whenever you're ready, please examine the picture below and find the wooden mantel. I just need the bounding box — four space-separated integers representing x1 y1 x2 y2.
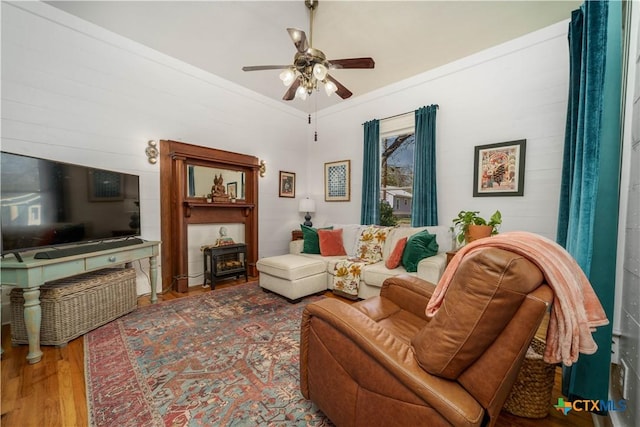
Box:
182 201 255 219
160 140 259 293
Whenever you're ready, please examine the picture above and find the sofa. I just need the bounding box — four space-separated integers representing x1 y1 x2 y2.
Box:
257 224 453 301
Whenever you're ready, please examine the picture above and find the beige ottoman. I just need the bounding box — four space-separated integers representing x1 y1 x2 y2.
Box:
256 254 327 302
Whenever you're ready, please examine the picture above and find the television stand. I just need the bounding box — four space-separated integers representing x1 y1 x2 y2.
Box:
1 240 160 364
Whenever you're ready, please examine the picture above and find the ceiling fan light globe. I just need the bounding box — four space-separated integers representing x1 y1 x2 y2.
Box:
312 63 328 80
324 80 338 96
279 69 296 86
295 85 307 100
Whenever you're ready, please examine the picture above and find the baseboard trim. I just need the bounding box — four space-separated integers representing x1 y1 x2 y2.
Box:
593 412 615 427
607 409 626 427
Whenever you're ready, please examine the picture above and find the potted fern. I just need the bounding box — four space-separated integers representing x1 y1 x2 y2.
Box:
452 210 502 245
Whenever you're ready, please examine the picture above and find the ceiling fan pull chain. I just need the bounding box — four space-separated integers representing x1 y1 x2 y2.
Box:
314 91 318 142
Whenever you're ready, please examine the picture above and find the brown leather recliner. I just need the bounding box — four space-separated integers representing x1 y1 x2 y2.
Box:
300 247 554 427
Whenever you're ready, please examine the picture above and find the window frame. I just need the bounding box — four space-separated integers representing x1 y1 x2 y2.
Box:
379 113 416 225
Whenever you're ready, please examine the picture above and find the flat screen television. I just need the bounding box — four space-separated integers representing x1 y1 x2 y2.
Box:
1 151 141 255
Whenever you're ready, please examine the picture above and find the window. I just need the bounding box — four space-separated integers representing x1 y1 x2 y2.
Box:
379 114 415 226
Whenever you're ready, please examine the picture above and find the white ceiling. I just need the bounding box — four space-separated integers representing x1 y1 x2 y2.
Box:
47 0 580 113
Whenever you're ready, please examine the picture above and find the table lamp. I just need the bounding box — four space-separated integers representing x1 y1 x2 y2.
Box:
299 198 316 227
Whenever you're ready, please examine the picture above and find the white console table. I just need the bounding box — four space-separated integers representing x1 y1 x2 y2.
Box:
0 240 160 364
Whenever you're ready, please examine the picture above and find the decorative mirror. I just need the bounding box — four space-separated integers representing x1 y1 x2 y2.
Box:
187 165 245 200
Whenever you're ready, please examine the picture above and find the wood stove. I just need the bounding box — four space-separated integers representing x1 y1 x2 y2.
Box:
203 243 248 289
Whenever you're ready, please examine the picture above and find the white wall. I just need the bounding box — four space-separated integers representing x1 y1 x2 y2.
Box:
612 3 640 425
0 1 308 305
305 21 570 240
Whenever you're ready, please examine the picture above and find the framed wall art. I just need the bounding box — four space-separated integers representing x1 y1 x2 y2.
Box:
473 139 526 197
279 171 295 198
324 160 351 202
227 182 237 199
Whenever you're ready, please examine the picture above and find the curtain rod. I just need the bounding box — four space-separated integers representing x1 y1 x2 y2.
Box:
362 104 439 125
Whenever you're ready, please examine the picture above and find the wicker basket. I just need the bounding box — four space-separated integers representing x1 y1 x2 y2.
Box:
503 337 556 418
10 268 137 347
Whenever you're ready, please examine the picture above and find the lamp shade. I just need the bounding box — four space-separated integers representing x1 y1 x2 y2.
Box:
299 198 316 213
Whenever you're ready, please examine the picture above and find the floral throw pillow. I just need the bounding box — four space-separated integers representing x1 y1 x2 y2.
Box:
356 225 392 263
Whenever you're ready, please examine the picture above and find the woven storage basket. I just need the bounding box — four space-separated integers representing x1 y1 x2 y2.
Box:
10 268 137 346
503 336 556 418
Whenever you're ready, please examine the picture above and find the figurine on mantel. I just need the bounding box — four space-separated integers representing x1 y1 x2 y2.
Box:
215 226 235 247
211 174 230 203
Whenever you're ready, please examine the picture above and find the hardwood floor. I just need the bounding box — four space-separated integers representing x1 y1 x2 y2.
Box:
1 278 600 427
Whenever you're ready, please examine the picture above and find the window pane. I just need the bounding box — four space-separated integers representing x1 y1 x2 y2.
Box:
380 132 415 226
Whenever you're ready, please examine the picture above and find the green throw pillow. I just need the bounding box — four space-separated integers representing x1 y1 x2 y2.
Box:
301 224 333 254
401 230 439 273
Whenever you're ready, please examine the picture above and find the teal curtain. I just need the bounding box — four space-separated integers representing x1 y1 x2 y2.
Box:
188 165 195 196
361 119 380 225
411 105 438 226
557 0 622 403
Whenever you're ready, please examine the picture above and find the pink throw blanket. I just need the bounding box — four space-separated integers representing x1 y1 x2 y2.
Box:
425 231 608 366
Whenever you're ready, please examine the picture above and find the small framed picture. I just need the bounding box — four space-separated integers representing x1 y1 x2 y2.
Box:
279 171 295 198
473 139 526 197
227 182 237 199
324 160 351 202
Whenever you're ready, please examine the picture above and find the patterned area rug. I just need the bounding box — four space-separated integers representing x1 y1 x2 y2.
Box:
85 282 333 426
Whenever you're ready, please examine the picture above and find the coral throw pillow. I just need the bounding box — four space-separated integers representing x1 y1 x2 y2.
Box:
385 237 408 269
318 229 347 256
301 224 333 254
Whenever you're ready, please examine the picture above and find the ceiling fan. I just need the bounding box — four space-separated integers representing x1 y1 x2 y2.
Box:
242 0 375 101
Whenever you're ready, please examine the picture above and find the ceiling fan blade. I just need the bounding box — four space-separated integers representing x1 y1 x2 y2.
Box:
328 57 375 69
326 75 352 99
242 65 290 72
287 28 309 53
283 79 301 101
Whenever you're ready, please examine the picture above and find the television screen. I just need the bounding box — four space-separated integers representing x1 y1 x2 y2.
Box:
1 151 141 254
